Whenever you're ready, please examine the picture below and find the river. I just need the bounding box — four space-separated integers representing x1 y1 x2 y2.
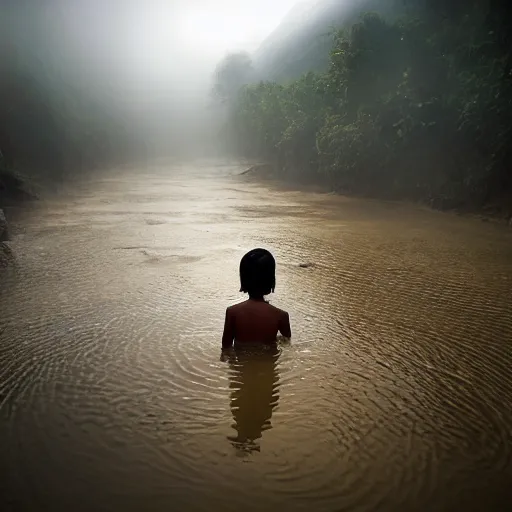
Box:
1 162 512 511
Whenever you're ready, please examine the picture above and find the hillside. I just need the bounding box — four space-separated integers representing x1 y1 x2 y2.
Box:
253 0 402 81
222 1 512 216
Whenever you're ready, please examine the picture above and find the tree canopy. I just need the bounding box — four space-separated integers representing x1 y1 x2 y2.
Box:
215 2 512 213
212 53 254 106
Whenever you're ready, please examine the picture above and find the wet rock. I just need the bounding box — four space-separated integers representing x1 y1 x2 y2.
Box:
0 208 7 242
0 242 14 268
0 169 38 203
0 209 14 269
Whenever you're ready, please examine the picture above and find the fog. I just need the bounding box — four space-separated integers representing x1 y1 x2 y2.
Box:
0 0 305 173
2 3 512 510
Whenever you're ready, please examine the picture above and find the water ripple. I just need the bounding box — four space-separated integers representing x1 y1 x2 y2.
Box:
1 164 511 511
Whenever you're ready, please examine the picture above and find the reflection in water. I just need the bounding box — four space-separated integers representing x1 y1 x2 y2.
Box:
226 345 281 453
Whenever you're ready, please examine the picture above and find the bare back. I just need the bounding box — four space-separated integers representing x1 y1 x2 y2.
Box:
222 299 291 348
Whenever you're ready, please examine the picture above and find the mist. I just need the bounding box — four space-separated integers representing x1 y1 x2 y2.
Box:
2 2 512 511
0 0 307 180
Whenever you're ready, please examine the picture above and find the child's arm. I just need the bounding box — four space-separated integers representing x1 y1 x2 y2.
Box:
221 307 234 349
279 311 291 338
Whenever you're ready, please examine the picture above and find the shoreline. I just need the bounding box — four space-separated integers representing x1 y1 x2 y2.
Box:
239 164 512 228
0 169 39 269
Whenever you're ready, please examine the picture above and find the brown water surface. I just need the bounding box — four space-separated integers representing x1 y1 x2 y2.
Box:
1 162 512 511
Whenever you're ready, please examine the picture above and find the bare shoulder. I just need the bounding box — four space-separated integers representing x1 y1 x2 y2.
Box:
267 303 289 317
228 301 245 312
227 301 248 316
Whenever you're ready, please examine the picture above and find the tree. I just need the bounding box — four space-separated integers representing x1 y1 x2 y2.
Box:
219 6 512 213
212 52 254 106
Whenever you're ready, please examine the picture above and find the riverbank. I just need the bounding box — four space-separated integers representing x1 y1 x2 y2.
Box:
0 168 39 268
240 163 512 227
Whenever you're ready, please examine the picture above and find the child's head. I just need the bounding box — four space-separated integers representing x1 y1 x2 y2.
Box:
239 248 276 298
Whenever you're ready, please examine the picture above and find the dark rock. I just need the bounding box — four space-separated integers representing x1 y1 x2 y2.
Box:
0 170 38 203
299 262 315 268
0 209 7 242
0 242 14 268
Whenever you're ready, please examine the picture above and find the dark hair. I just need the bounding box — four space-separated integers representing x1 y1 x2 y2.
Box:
239 248 276 297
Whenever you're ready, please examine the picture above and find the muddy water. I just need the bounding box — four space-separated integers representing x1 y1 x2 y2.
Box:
1 162 512 511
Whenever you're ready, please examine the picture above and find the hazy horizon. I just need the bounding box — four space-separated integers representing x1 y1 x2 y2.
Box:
12 0 309 95
1 0 314 162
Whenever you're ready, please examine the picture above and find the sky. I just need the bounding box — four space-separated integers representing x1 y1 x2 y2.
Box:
4 0 311 151
176 0 307 52
33 0 309 98
125 0 307 82
119 0 309 89
114 0 311 149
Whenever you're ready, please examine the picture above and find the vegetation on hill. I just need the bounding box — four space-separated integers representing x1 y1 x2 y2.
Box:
214 1 512 215
253 0 401 82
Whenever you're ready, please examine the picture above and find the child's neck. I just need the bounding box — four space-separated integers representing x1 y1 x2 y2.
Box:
249 295 266 302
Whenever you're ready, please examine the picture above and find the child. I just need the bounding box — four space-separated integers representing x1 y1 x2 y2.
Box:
222 248 291 349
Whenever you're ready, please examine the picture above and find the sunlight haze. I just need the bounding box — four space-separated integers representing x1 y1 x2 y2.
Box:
178 0 307 52
40 0 310 98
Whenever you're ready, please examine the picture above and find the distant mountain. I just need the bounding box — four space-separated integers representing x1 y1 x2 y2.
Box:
254 2 318 64
253 0 403 81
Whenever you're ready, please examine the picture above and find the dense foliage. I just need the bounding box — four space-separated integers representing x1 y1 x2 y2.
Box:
253 0 401 82
217 3 512 212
